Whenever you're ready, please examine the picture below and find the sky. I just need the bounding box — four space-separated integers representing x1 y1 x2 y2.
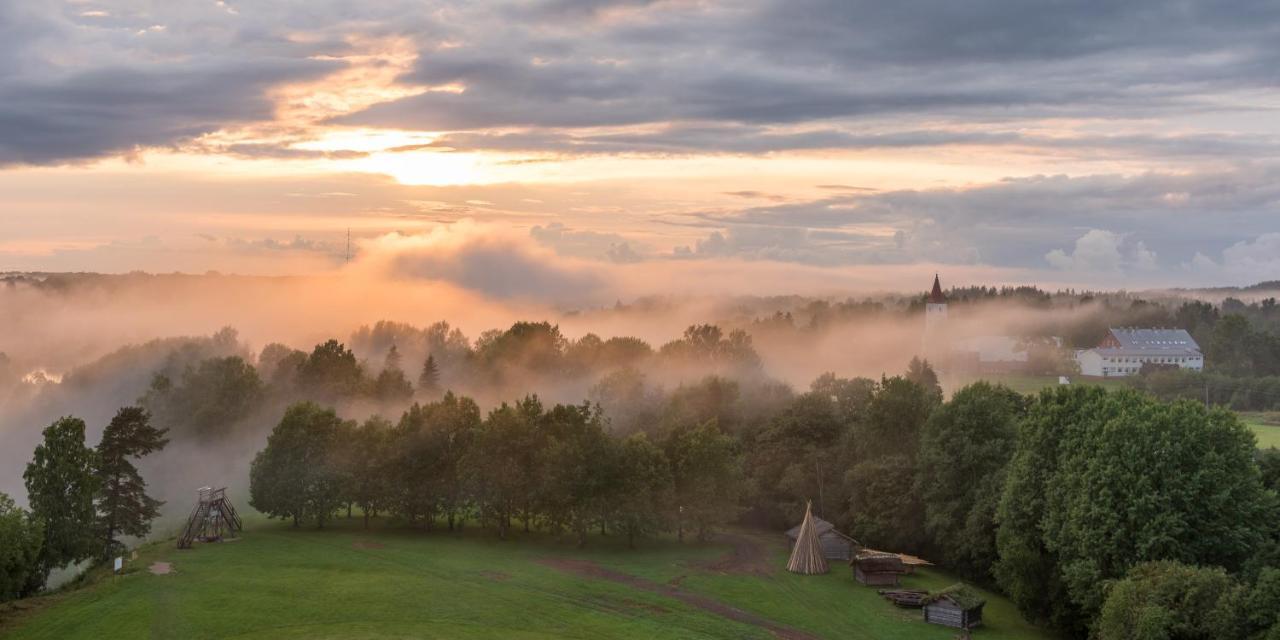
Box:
2 0 1280 293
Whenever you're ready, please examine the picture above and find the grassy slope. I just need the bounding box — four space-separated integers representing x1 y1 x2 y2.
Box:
1242 413 1280 449
5 516 1051 640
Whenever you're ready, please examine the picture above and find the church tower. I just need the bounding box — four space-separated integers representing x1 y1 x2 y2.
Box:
923 274 948 362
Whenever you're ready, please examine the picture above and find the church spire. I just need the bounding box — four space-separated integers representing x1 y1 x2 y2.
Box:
928 274 946 304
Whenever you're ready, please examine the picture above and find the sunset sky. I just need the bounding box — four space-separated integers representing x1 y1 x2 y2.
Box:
3 0 1280 292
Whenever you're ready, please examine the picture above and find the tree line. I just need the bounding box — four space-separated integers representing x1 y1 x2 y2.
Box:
137 322 762 442
1 408 167 601
249 395 739 548
245 353 1280 638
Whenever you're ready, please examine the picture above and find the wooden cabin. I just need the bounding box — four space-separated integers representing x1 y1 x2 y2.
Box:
784 515 857 561
851 553 907 586
923 584 986 630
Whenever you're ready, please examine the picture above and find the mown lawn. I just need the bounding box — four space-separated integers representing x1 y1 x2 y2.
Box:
3 515 1053 640
1242 412 1280 449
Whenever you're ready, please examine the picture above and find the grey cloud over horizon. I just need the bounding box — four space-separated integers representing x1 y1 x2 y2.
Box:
339 0 1280 156
3 0 1279 163
0 1 346 166
660 167 1280 280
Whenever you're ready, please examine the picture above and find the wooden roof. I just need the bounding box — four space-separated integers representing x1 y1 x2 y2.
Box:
785 515 858 544
858 548 933 567
851 553 907 573
925 584 986 610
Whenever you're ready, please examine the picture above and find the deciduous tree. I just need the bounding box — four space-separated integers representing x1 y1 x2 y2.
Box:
1097 561 1245 640
0 493 43 602
297 340 365 399
916 382 1024 581
24 417 98 588
662 421 742 541
249 403 349 528
612 434 672 548
997 387 1273 633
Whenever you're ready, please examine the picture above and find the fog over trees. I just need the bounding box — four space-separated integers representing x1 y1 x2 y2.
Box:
1 278 1279 637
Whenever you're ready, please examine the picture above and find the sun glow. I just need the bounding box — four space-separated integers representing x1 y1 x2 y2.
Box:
345 149 488 186
292 128 437 154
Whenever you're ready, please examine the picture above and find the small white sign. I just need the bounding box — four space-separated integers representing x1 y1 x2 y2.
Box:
114 557 123 573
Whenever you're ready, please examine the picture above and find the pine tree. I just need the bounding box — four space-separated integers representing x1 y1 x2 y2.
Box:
419 354 440 392
385 344 403 372
24 417 99 587
94 407 169 557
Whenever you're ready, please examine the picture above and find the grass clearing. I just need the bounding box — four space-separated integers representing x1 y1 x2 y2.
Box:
3 515 1053 640
945 373 1127 396
1242 412 1280 449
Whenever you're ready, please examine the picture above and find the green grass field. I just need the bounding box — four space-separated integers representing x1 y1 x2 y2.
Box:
945 373 1128 396
1242 413 1280 449
2 516 1052 640
958 379 1279 451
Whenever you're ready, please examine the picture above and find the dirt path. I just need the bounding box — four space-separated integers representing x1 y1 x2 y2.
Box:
694 532 774 575
539 557 819 640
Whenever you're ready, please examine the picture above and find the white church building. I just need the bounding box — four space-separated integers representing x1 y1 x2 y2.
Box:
1076 328 1204 377
922 274 948 364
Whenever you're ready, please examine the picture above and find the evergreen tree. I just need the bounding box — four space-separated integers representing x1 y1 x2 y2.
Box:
419 354 440 392
94 406 169 557
23 417 99 589
384 344 403 372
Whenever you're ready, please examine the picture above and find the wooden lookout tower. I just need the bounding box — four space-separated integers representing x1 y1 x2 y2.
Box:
178 486 243 549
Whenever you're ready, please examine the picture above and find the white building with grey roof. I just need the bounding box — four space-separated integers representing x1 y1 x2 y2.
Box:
1076 328 1204 377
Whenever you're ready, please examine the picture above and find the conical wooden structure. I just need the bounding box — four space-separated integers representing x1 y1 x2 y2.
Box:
786 501 829 575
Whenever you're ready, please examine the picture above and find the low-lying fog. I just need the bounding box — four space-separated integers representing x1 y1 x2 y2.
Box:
1 226 1258 532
